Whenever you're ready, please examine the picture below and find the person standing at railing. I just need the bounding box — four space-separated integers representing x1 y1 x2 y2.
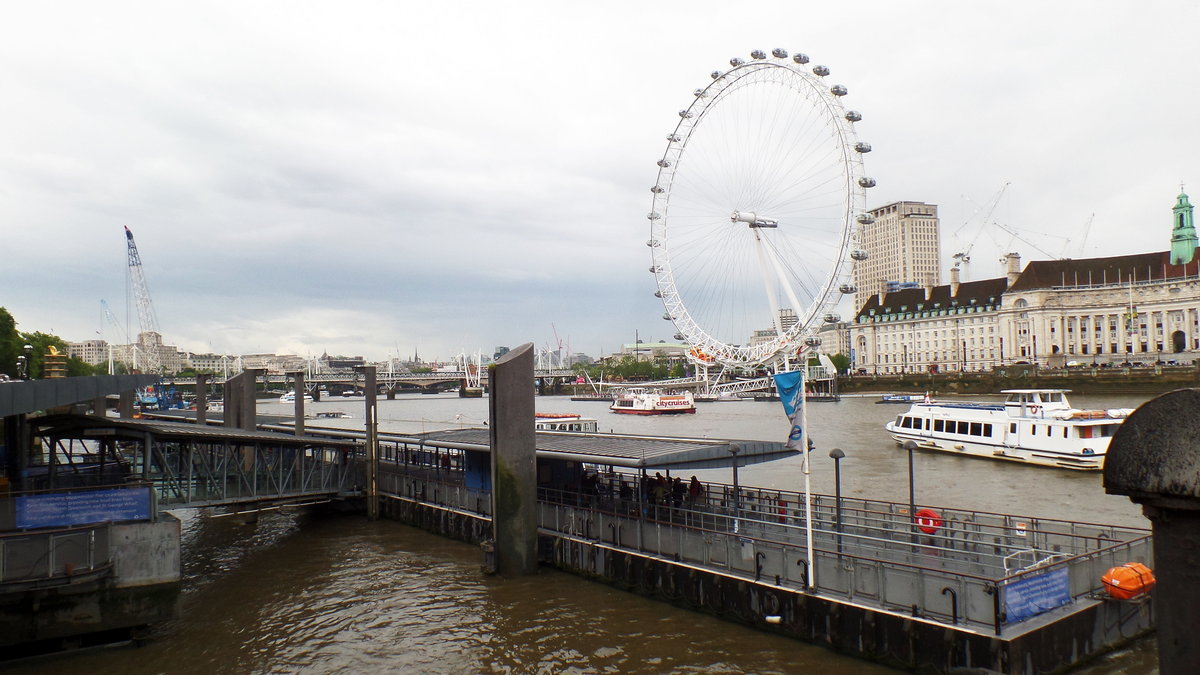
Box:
688 476 704 506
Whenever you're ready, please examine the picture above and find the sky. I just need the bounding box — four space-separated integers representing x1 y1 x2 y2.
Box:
2 1 1197 363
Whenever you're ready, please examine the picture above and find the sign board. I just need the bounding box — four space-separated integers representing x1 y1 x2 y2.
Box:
15 487 152 529
1004 567 1071 622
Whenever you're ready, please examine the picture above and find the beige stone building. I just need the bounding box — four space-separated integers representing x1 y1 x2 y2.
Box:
854 201 941 309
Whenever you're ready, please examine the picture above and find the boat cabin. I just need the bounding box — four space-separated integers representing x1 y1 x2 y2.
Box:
1002 389 1072 416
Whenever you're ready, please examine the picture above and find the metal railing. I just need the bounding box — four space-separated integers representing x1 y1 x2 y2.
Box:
375 459 1151 634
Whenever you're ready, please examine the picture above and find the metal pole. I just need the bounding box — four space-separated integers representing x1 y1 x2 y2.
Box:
905 441 917 544
830 448 845 554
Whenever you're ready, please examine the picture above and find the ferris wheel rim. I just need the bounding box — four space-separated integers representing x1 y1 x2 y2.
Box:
648 51 869 369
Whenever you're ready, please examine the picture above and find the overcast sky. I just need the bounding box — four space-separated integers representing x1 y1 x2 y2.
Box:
2 1 1197 362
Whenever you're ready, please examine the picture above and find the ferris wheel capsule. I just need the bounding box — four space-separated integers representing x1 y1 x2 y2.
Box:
711 71 722 79
730 57 745 66
839 283 858 294
854 142 872 153
771 48 788 58
651 185 664 193
845 110 862 122
812 65 830 76
830 84 848 96
751 50 767 59
804 337 822 347
823 313 841 323
859 177 877 188
793 53 810 64
856 213 876 225
850 249 869 261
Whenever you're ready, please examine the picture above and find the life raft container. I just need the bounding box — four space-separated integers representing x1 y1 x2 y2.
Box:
1101 562 1156 600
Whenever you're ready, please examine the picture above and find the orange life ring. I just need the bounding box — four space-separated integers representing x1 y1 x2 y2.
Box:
1028 404 1040 414
914 508 943 535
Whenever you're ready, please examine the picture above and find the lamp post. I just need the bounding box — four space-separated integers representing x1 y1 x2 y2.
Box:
904 441 918 544
829 447 845 553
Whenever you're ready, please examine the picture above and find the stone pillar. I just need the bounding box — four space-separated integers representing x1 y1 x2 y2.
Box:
223 370 265 430
119 391 135 419
488 342 537 576
196 374 209 426
357 366 378 519
1104 388 1200 675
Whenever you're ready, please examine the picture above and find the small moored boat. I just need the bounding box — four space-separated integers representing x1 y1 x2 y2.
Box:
535 413 599 432
877 393 928 405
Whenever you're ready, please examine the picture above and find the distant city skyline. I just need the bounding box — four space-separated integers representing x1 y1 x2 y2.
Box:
2 2 1196 361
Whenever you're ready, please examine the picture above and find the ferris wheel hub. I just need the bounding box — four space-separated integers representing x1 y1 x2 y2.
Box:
730 211 778 228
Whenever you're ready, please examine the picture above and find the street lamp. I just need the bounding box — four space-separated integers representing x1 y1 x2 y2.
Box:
829 447 845 553
904 441 918 544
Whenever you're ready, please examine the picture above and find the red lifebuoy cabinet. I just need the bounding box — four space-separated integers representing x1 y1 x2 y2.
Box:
914 508 943 535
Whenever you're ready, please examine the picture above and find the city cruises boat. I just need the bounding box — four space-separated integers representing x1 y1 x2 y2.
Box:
884 389 1133 470
314 410 351 419
877 393 928 404
278 391 314 403
610 389 696 415
535 413 599 432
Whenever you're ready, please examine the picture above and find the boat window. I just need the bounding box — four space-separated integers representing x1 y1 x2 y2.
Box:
1080 426 1092 439
1063 427 1068 438
1100 424 1117 437
970 422 982 436
1009 422 1017 433
934 419 944 432
984 423 993 436
1031 424 1037 436
924 418 931 431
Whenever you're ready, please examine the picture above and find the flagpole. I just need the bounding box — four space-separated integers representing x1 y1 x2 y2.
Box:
801 370 814 589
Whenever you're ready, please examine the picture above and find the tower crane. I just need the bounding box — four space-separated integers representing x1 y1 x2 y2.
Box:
124 226 163 375
952 182 1010 278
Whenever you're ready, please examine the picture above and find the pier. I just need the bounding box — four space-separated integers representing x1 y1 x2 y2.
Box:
0 376 1155 672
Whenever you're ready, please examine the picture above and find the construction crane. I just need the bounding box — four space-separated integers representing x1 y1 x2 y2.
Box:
952 182 1010 278
124 226 163 375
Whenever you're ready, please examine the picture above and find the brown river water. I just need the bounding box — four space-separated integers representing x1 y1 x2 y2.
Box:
13 392 1162 674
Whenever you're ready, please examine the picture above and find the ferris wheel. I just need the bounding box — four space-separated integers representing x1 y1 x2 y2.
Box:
648 49 874 370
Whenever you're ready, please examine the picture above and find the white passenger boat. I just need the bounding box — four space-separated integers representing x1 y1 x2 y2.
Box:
610 389 696 415
535 413 599 432
884 389 1133 471
278 392 314 403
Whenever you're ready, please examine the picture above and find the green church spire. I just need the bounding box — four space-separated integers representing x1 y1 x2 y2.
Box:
1170 185 1196 265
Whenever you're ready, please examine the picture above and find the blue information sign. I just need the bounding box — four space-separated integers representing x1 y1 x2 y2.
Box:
15 487 152 529
1004 567 1071 622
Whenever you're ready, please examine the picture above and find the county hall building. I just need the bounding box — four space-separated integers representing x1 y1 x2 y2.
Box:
849 190 1200 373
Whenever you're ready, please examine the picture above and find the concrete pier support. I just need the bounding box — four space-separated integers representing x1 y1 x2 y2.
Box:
195 374 209 426
290 371 305 437
1104 388 1200 675
488 342 537 576
223 369 265 430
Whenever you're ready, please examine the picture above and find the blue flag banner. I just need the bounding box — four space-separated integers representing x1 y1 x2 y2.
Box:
773 370 806 450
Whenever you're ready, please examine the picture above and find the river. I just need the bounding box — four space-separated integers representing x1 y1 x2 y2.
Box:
13 392 1161 673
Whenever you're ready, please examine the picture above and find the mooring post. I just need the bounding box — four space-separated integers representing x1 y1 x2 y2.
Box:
196 373 209 426
357 365 379 520
1104 388 1200 675
488 342 537 576
290 371 305 437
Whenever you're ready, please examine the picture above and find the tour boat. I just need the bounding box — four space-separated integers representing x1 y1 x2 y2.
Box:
278 391 314 403
534 413 599 432
609 389 696 415
884 389 1133 470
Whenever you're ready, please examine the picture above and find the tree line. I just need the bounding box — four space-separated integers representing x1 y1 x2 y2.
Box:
0 307 102 379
